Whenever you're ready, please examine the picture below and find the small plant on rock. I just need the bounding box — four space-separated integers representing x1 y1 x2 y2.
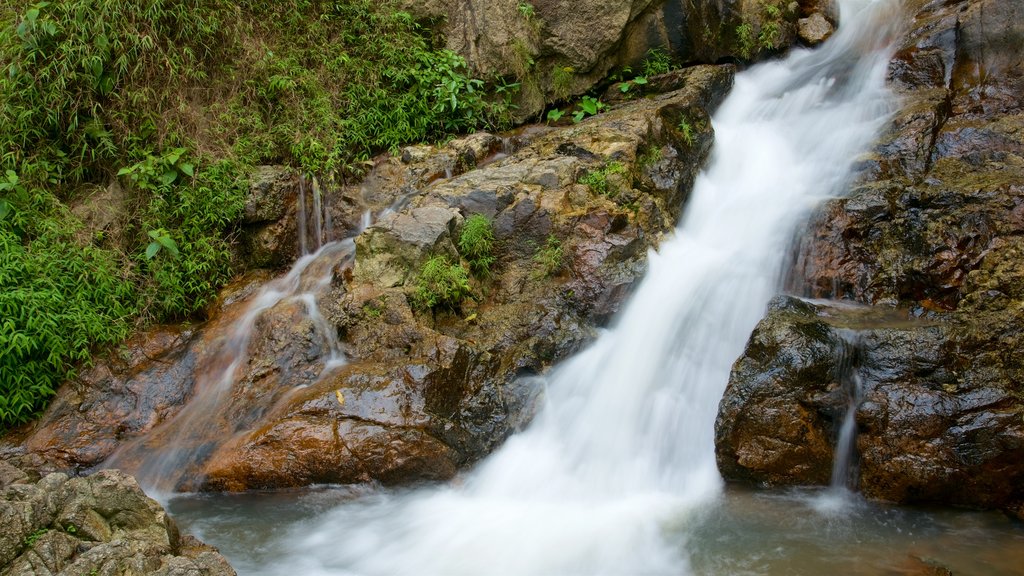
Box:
552 65 575 100
572 96 605 123
414 256 472 311
619 75 649 96
459 214 496 277
642 48 672 77
736 22 755 59
533 234 565 277
580 161 627 196
678 118 695 146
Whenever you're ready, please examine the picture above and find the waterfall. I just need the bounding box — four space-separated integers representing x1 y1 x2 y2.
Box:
831 330 865 492
240 1 902 574
103 176 350 492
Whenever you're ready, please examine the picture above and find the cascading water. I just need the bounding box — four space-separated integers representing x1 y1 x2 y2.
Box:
830 330 865 491
201 1 903 574
103 177 352 492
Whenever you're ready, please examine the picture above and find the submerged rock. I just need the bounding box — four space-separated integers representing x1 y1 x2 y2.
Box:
0 460 234 575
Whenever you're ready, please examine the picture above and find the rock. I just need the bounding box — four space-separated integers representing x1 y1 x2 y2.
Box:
398 0 790 119
798 13 833 46
242 166 295 224
69 180 128 248
354 206 463 287
716 297 1024 512
0 462 235 575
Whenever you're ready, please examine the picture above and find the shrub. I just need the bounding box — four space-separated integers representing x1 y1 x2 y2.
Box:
413 256 472 311
0 176 134 428
458 214 496 277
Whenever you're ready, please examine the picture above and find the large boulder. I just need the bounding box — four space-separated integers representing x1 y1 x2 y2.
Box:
0 460 234 575
719 0 1024 518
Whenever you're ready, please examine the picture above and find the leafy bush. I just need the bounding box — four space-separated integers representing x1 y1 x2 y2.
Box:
0 175 134 428
458 214 496 277
413 256 472 311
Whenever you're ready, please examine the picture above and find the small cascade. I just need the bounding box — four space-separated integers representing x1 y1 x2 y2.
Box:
831 329 864 491
297 175 332 254
102 174 363 492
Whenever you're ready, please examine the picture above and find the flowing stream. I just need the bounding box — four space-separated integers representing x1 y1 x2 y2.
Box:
155 0 1024 573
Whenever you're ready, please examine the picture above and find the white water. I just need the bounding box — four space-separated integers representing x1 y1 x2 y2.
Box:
234 2 899 573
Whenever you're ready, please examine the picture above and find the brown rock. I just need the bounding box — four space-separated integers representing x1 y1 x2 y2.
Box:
798 13 834 46
0 464 235 576
716 296 1024 511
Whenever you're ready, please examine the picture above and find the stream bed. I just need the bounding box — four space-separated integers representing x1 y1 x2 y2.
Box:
166 486 1024 576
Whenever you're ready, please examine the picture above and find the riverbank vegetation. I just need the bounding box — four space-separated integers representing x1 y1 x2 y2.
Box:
0 0 515 429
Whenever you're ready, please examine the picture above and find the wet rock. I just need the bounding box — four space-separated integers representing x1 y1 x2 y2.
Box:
725 0 1024 518
792 0 1024 308
354 206 463 287
798 13 834 46
242 166 296 224
716 297 1024 511
0 463 235 575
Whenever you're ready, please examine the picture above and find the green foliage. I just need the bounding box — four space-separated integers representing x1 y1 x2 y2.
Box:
23 528 48 547
215 0 511 175
546 108 566 123
533 234 564 277
552 65 574 101
458 214 496 277
736 22 755 59
517 2 536 21
678 118 695 146
579 161 627 196
642 48 672 77
572 96 606 123
0 178 134 429
759 21 781 50
137 159 246 321
618 75 648 95
413 256 472 311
